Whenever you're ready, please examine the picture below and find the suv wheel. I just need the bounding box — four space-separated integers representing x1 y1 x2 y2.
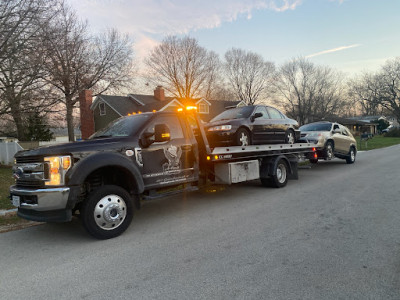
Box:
325 141 334 160
346 147 356 164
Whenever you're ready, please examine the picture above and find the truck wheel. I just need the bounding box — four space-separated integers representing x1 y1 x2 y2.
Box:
235 128 251 146
264 159 288 188
81 185 134 239
346 147 356 164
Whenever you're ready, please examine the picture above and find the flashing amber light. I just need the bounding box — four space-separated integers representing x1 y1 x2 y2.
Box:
214 155 219 160
128 113 131 116
152 110 156 113
161 133 170 138
206 156 211 161
132 112 136 115
186 106 197 111
62 156 71 170
177 108 183 112
138 111 142 114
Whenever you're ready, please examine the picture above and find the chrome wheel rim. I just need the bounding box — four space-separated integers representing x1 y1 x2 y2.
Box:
94 194 127 230
239 132 249 146
351 150 355 161
276 163 287 183
287 132 295 144
326 144 333 159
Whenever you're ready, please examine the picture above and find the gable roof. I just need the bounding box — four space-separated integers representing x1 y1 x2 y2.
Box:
92 93 241 118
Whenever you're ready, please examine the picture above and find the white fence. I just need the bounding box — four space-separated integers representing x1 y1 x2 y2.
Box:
0 142 23 165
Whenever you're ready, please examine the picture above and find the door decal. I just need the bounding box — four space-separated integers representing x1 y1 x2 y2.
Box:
163 145 182 172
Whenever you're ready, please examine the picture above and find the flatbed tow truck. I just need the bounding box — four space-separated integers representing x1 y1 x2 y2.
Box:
10 108 317 239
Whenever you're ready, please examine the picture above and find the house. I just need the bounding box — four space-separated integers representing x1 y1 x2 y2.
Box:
87 86 242 132
321 116 377 135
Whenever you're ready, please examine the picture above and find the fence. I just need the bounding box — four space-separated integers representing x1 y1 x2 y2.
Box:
0 142 23 165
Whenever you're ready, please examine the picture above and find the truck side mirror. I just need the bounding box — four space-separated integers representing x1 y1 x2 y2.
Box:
251 112 263 122
154 124 171 143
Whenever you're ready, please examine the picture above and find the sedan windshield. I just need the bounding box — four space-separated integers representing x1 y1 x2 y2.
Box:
90 114 151 139
300 123 332 132
211 106 254 122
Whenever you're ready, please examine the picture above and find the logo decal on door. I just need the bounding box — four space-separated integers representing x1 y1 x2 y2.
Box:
163 145 182 172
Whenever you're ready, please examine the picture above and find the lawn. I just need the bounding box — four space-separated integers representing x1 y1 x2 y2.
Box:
0 166 15 210
356 135 400 151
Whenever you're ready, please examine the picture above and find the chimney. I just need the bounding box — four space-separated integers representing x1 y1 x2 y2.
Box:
79 89 94 139
154 85 165 101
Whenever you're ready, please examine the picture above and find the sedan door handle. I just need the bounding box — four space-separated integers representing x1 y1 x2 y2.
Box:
181 144 192 151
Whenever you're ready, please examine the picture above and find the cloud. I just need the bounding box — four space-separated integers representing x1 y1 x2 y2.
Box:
306 44 361 58
68 0 302 58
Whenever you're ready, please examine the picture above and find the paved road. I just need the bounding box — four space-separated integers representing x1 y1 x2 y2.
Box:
1 145 400 299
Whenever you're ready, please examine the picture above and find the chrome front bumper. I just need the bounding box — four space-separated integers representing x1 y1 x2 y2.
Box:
10 186 70 211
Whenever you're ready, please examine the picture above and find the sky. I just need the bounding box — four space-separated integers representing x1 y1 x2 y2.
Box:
67 0 400 78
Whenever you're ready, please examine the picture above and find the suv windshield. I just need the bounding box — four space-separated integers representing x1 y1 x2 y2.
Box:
90 114 151 139
211 106 254 122
300 123 332 131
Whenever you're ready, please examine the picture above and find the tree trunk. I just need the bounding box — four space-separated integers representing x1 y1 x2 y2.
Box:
66 100 75 142
9 97 26 141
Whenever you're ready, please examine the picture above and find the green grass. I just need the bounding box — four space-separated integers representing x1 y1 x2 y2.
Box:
356 135 400 151
0 166 15 210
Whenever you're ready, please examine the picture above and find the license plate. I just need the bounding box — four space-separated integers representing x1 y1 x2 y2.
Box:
12 195 20 207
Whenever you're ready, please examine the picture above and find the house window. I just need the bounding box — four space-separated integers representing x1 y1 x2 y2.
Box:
99 102 106 116
199 103 209 114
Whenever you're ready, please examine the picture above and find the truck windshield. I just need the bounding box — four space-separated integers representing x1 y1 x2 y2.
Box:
211 106 254 122
299 123 332 131
90 114 151 139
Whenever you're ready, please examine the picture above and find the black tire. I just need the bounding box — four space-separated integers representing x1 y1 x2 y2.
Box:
260 177 272 187
235 128 251 146
309 158 318 164
346 147 356 164
324 141 334 160
269 159 289 188
285 129 295 144
81 185 134 239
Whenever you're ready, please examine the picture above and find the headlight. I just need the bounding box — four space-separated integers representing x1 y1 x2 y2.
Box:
44 156 71 186
208 125 232 132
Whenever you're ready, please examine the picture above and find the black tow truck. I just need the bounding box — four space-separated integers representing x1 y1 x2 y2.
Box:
10 108 316 239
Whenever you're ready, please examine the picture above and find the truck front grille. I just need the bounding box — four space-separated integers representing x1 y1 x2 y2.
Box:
16 156 43 164
16 179 44 189
13 159 47 189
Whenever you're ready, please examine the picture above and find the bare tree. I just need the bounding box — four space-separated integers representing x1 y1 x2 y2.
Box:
224 48 275 105
41 2 134 141
0 0 58 140
348 74 381 116
145 36 220 100
273 57 346 125
374 58 400 123
348 58 400 123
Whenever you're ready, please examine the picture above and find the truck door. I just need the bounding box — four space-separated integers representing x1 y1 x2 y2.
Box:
139 114 196 189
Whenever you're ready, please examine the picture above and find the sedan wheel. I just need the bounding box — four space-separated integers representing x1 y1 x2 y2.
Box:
285 130 295 144
236 129 250 146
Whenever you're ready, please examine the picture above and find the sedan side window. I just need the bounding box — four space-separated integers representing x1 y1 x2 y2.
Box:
254 107 270 119
266 107 284 119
